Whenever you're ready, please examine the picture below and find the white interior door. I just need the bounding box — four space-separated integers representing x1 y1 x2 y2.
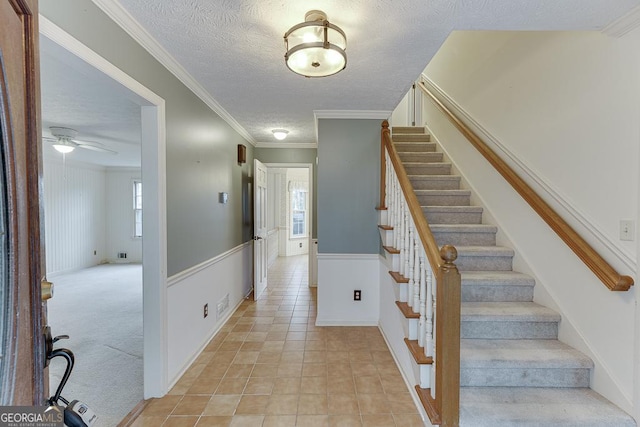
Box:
253 159 268 300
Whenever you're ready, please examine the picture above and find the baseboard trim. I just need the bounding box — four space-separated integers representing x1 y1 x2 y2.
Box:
167 241 251 287
315 319 378 326
421 75 636 271
167 288 252 390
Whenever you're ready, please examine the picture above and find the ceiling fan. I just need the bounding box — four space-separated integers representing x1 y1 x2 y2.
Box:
43 127 117 155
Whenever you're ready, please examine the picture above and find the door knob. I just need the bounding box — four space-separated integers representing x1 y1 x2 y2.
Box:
42 280 54 301
253 236 263 240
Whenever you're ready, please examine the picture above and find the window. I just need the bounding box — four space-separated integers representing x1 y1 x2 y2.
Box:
133 180 142 238
291 189 306 237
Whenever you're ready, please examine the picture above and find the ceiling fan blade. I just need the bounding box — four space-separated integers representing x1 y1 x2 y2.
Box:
76 144 117 154
42 136 57 142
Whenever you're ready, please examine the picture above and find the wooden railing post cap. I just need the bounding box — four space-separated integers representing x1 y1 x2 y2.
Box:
440 245 458 264
382 120 389 129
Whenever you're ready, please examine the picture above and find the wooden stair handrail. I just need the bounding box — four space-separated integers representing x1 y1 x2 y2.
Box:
381 121 443 273
418 81 633 292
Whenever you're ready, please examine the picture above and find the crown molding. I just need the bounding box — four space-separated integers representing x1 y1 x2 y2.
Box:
90 0 256 146
254 142 317 149
602 5 640 37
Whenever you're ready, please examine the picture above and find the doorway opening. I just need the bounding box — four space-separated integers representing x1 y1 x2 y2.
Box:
39 16 167 423
263 164 315 293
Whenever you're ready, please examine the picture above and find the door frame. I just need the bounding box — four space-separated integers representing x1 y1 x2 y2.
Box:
39 17 168 398
264 163 314 286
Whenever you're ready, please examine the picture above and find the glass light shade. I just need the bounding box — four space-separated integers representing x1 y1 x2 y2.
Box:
284 13 347 78
272 129 289 140
53 143 75 154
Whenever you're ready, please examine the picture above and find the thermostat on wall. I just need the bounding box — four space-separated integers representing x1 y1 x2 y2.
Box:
219 192 228 204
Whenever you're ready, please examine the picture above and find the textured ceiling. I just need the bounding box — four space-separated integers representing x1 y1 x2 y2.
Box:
40 35 142 167
113 0 639 146
41 0 640 158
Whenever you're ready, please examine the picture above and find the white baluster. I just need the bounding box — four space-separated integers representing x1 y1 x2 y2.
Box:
425 268 434 358
418 248 426 348
406 224 415 308
430 277 436 399
398 203 405 275
412 233 420 311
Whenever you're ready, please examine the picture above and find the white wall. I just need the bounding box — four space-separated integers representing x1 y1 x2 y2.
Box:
316 254 379 326
422 29 640 415
167 243 252 385
106 168 143 263
43 158 107 275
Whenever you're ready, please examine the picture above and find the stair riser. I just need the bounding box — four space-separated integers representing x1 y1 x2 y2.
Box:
455 255 513 271
378 229 393 247
393 134 432 142
462 285 534 302
423 209 483 224
395 143 436 153
399 152 443 163
404 164 451 175
461 321 558 339
460 368 590 388
434 231 496 246
410 177 461 190
416 193 470 206
409 352 432 389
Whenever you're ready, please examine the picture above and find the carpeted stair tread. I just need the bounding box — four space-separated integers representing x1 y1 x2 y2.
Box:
423 206 484 224
459 387 636 427
454 246 515 257
461 271 535 302
399 152 443 163
461 271 535 287
394 142 437 152
409 175 461 190
461 302 560 322
392 126 425 134
393 133 432 142
461 339 593 369
431 224 498 233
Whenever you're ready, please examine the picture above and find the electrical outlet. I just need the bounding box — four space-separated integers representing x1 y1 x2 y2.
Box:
299 242 302 248
354 290 361 301
620 220 635 241
204 303 208 318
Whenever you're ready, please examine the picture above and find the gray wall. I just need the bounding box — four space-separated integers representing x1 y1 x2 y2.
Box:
317 119 380 254
40 0 254 276
255 147 317 239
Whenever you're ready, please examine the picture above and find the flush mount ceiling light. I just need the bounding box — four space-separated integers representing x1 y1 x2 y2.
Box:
272 129 289 140
284 10 347 78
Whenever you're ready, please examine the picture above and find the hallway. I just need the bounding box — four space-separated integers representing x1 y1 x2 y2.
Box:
132 255 423 426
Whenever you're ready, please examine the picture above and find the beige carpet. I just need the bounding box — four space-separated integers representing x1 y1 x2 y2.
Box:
47 263 143 427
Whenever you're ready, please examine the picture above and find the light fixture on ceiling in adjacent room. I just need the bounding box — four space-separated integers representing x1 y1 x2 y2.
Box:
52 142 75 154
284 10 347 78
272 129 289 140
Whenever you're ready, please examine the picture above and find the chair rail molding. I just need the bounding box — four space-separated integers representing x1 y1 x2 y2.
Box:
421 75 636 272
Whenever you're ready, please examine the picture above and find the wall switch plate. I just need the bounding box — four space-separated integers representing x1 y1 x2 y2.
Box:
219 192 228 204
354 290 361 301
204 303 209 318
620 220 635 241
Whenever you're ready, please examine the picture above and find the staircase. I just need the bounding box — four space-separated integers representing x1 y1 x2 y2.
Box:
380 126 635 426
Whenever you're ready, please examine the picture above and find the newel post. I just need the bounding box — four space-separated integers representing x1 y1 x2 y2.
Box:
379 120 390 209
436 245 461 426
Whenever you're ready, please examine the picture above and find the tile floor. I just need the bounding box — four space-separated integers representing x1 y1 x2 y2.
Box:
132 255 424 427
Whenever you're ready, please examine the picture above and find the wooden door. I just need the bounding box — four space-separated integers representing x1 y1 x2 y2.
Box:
0 0 46 405
253 159 268 300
